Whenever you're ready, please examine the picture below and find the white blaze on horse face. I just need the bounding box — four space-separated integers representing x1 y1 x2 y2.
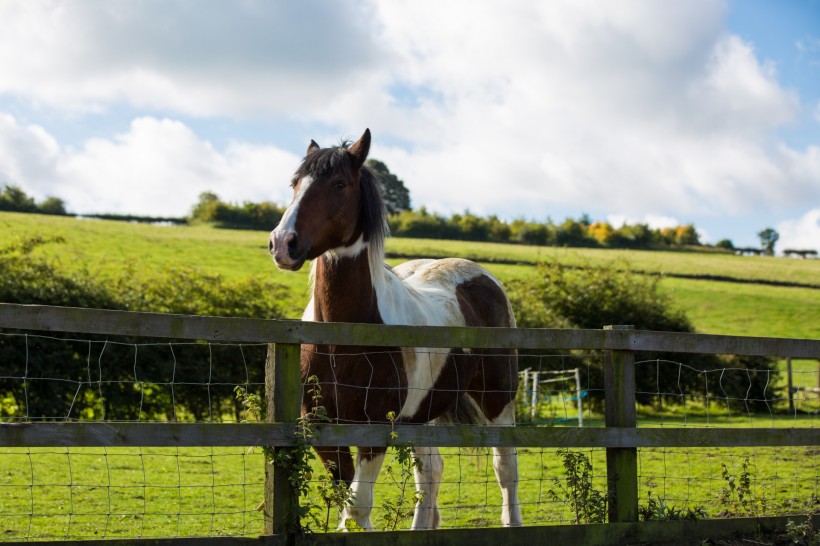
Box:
271 175 313 268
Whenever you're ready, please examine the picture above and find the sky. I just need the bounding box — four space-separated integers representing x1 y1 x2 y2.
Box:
0 0 818 252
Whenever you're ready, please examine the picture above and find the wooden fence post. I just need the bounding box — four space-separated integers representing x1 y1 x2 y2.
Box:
264 342 302 541
604 325 638 523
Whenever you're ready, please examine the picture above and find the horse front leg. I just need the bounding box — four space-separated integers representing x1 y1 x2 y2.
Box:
338 446 387 531
411 446 443 529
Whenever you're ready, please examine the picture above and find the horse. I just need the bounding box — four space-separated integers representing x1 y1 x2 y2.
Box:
269 129 521 530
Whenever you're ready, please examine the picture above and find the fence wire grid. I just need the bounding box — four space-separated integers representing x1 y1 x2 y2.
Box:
0 332 817 540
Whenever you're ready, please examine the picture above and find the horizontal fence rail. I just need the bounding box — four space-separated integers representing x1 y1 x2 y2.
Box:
1 422 818 448
1 303 817 357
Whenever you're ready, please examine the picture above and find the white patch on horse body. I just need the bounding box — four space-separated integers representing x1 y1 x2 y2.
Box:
372 258 495 420
325 234 367 261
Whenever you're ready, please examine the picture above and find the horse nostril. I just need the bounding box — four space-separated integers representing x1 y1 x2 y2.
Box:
287 233 299 257
268 239 274 253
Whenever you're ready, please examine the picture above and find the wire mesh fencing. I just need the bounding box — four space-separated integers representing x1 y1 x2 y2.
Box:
1 331 818 540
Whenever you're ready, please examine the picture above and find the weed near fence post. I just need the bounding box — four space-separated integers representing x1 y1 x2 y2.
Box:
264 342 302 542
604 325 638 523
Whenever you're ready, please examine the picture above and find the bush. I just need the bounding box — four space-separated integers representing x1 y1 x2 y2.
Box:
0 236 288 421
508 260 780 410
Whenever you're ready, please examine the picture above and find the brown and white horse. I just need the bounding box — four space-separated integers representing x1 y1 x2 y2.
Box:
269 129 521 530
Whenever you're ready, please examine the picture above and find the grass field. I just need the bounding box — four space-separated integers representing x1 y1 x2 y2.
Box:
2 211 819 338
1 211 818 540
1 436 817 539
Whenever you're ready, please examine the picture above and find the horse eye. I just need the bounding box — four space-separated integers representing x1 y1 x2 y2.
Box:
333 181 346 190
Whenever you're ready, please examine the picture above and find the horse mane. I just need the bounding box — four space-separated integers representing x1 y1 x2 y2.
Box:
300 141 389 291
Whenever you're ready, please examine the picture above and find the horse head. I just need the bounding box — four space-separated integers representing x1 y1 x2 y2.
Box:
270 128 372 271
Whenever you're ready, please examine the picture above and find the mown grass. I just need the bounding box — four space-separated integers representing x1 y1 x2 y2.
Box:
2 423 817 539
2 211 819 339
659 278 820 339
386 238 820 288
1 212 818 539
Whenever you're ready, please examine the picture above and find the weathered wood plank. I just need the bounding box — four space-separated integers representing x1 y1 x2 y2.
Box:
604 326 638 524
292 515 819 546
4 515 818 546
2 422 817 449
2 537 279 546
1 303 818 357
265 342 302 537
0 422 296 447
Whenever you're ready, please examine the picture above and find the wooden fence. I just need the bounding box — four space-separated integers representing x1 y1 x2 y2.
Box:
0 302 818 546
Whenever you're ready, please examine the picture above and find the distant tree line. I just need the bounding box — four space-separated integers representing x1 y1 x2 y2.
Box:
189 191 285 230
5 172 817 256
0 184 67 215
388 208 705 250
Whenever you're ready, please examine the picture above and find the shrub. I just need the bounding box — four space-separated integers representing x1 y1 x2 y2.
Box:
0 236 288 421
508 260 780 410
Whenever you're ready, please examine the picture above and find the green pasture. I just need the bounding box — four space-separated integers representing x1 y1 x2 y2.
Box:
2 212 819 339
1 212 818 540
1 430 817 539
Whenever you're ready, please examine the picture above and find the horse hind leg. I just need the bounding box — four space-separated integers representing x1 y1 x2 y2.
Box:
491 403 523 526
411 446 443 529
314 445 355 484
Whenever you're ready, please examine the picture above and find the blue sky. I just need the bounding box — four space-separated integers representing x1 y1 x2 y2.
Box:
0 0 818 252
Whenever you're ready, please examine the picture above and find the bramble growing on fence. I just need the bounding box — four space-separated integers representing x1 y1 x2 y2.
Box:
381 411 424 531
547 449 608 524
718 456 768 517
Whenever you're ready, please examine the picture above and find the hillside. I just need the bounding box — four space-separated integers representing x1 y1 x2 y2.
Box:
1 211 818 339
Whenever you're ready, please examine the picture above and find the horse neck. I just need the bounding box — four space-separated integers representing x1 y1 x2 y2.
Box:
312 247 382 323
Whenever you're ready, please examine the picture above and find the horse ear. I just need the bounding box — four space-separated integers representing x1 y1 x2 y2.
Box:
347 128 371 169
307 139 320 156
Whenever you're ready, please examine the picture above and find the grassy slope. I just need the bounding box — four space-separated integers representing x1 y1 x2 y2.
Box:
2 211 818 338
1 212 818 538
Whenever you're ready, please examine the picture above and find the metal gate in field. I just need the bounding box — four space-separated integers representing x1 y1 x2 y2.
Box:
0 303 818 545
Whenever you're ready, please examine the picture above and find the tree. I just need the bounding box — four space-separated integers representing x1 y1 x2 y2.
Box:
38 196 67 215
0 184 36 212
757 227 779 256
674 224 700 246
365 159 411 215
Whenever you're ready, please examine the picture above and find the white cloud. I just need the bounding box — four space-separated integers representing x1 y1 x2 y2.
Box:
0 1 384 117
359 1 817 222
777 209 820 253
0 114 300 216
0 0 818 232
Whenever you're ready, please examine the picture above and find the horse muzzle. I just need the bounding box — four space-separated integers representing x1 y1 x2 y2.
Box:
270 228 308 271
